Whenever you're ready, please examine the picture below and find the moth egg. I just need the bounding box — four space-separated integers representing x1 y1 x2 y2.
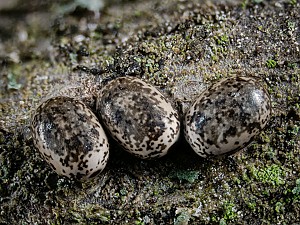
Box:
31 96 109 180
96 76 180 159
184 76 272 158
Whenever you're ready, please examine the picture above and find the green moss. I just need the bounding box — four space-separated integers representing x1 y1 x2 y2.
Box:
54 204 111 224
7 72 22 90
289 0 297 5
222 201 238 221
275 201 285 214
241 0 249 9
212 54 219 62
219 218 227 225
174 210 190 225
292 179 300 196
266 59 277 68
169 170 199 183
215 34 229 46
287 21 296 31
253 0 264 3
247 202 257 211
251 164 285 186
134 218 144 225
1 0 300 224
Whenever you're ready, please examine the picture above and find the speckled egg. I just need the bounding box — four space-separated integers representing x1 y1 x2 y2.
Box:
31 96 109 179
96 76 180 159
184 76 271 157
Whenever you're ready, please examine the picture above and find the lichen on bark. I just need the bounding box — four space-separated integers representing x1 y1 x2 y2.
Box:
0 0 299 224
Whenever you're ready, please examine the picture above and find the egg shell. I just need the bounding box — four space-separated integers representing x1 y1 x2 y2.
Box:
184 76 272 158
96 76 180 159
31 96 109 179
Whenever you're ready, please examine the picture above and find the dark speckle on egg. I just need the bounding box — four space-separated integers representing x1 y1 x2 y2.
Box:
31 96 109 179
184 76 272 158
96 76 180 159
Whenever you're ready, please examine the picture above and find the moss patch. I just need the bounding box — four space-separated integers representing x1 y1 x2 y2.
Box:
0 0 300 224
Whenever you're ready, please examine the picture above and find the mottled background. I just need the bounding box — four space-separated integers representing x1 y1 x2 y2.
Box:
0 0 299 224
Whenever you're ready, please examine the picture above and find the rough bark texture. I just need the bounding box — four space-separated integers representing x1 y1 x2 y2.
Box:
0 0 299 224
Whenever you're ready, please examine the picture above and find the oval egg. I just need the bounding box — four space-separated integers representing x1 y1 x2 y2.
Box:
184 76 271 157
31 96 109 179
96 76 180 159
